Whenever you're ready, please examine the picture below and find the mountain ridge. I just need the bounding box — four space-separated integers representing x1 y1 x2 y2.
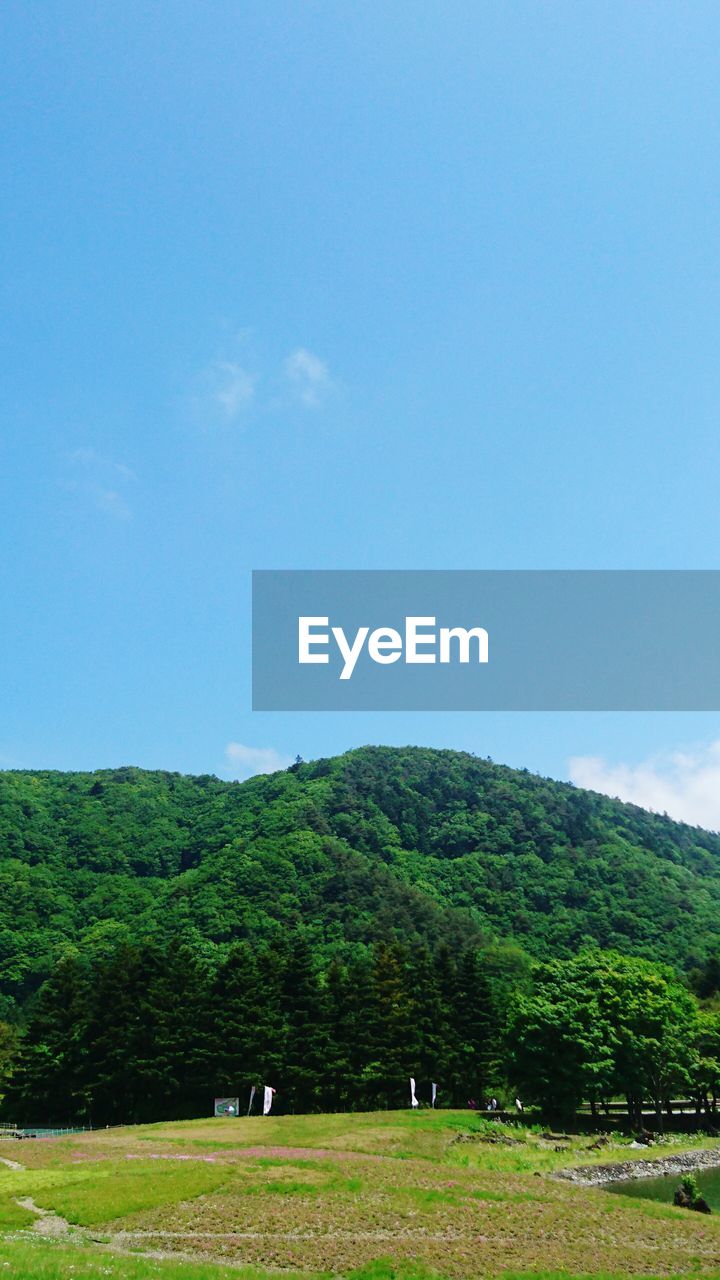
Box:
2 744 720 1020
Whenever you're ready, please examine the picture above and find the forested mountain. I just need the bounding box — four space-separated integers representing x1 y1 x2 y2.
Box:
3 745 720 1027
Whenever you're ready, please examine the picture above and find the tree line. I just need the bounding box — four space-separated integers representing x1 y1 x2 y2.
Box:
0 935 499 1125
2 934 719 1129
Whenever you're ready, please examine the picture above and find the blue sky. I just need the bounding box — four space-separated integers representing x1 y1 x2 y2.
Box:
3 2 720 824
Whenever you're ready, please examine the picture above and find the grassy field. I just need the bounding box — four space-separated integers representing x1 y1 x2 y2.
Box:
3 1110 720 1279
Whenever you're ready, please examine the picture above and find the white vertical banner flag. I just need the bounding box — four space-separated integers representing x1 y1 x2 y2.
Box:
431 1082 437 1108
410 1077 419 1108
247 1084 256 1116
263 1085 274 1115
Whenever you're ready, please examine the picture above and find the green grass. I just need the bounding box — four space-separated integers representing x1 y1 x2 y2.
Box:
0 1192 36 1229
0 1236 331 1279
1 1240 719 1280
0 1161 232 1228
3 1111 720 1278
100 1109 720 1173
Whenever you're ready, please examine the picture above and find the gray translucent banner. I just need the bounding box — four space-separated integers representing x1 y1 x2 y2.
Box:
252 570 720 711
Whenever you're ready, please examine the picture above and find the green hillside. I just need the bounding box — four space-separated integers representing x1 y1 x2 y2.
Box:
3 744 720 1022
4 1111 720 1279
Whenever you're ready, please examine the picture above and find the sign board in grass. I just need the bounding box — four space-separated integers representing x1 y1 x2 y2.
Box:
213 1097 239 1117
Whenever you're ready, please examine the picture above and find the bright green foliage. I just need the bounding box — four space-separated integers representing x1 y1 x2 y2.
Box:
508 951 700 1121
694 1007 720 1105
597 951 699 1124
2 747 720 1027
2 746 720 1124
508 956 616 1119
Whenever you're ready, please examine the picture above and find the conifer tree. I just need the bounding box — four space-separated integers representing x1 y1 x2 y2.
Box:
9 952 89 1123
452 949 497 1105
280 935 328 1112
83 941 166 1124
366 943 416 1108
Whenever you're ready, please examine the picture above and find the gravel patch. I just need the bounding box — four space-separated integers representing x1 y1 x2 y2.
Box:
15 1196 72 1237
556 1146 720 1187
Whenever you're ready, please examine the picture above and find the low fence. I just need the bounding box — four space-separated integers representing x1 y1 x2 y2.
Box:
0 1125 92 1141
577 1100 700 1116
487 1105 718 1135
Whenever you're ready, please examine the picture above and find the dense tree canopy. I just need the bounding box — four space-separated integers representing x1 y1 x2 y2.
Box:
3 746 720 1124
507 952 700 1124
3 747 720 1024
4 936 505 1124
5 934 716 1128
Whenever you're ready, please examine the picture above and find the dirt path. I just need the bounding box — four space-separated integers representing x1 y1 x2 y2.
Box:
111 1227 484 1243
0 1155 23 1171
15 1196 72 1237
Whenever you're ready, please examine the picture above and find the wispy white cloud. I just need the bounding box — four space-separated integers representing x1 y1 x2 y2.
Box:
64 449 136 520
192 338 257 425
86 483 132 520
225 742 293 780
568 739 720 831
194 338 337 424
284 347 334 408
70 448 137 481
208 360 256 420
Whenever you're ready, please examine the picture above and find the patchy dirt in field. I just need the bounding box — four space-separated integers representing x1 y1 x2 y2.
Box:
228 1145 385 1162
0 1155 23 1171
15 1196 72 1237
125 1152 221 1163
71 1146 369 1166
121 1146 377 1164
92 1158 720 1277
